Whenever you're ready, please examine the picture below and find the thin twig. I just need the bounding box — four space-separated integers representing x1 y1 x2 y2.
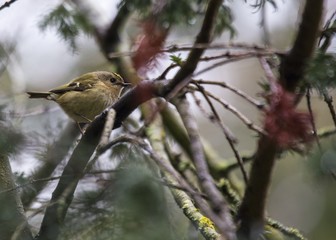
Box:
84 134 136 176
1 176 64 194
106 44 278 60
11 106 59 118
266 218 306 240
152 177 207 199
193 80 264 109
0 0 18 11
2 169 120 195
306 88 321 149
193 83 249 184
323 91 336 128
190 85 265 135
317 126 336 138
199 51 272 62
259 57 277 87
318 11 336 52
194 54 256 77
220 154 255 176
156 63 179 80
163 42 278 54
189 89 237 142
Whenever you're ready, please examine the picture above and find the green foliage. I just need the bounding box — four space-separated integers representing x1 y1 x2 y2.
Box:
319 11 336 51
60 145 179 240
0 125 23 156
321 17 336 38
39 3 93 51
0 107 24 157
306 137 336 181
169 54 183 66
246 0 278 11
0 43 15 74
39 1 236 50
120 0 204 26
120 0 235 36
215 4 235 38
304 52 336 94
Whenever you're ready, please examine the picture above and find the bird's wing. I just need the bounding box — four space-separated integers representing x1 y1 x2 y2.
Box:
50 81 93 94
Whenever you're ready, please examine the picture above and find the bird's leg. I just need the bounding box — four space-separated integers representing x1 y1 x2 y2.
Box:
76 122 88 134
77 114 92 123
74 113 92 134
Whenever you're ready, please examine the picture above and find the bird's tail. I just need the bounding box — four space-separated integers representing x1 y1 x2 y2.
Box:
27 92 51 99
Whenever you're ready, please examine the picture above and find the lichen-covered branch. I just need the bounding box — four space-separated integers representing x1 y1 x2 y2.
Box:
174 95 236 240
145 116 221 239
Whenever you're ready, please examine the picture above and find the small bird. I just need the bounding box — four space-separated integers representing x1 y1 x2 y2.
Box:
27 71 130 124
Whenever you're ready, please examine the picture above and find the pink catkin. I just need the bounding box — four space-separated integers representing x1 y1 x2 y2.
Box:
132 20 168 73
263 83 313 148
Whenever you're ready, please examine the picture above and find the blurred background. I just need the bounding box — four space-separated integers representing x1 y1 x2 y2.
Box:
1 0 336 239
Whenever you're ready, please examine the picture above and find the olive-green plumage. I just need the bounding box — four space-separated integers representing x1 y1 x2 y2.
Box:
27 71 130 123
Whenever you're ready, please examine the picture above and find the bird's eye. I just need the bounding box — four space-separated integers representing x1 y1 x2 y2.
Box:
110 77 117 83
